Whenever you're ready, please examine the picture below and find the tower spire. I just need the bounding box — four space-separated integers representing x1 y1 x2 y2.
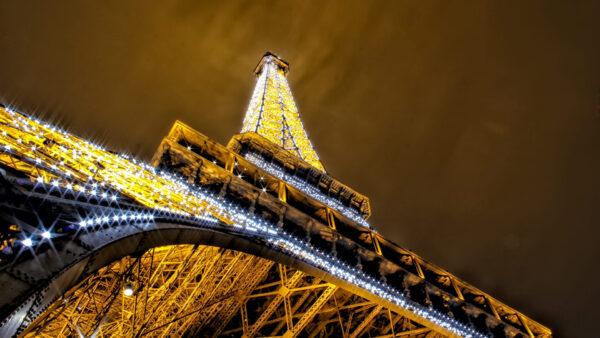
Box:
241 52 325 171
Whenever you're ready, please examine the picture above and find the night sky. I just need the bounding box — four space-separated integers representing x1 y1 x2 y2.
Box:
1 1 599 336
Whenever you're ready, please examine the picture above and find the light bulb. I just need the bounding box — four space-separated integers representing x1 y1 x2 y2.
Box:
123 283 135 296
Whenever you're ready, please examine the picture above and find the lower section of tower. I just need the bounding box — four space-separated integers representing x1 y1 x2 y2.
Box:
23 245 437 338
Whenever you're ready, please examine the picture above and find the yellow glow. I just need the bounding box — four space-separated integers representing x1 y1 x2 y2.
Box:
241 56 325 171
0 107 233 225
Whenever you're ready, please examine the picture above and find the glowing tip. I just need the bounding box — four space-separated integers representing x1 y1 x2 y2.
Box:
254 52 289 76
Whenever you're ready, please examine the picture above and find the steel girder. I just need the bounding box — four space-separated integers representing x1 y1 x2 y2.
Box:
22 244 436 338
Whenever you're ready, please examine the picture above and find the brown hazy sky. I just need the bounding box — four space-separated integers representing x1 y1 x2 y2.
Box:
1 1 599 336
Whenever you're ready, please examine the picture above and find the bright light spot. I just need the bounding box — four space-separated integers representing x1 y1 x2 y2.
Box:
36 176 44 183
123 283 134 296
22 238 33 247
42 231 51 239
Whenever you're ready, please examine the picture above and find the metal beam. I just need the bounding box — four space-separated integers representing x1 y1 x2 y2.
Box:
242 269 304 338
282 284 338 338
375 327 432 338
349 305 383 338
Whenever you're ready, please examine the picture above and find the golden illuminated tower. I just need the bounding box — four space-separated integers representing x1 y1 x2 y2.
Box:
0 53 551 337
241 52 324 171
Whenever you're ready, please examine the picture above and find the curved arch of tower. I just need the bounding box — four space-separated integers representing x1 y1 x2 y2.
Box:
0 53 550 337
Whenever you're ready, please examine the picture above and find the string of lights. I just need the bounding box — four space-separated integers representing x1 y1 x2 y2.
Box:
244 153 371 228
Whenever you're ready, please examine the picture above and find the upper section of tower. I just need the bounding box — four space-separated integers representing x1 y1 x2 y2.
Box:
241 52 325 171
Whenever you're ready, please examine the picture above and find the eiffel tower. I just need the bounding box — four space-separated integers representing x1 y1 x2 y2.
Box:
0 52 550 337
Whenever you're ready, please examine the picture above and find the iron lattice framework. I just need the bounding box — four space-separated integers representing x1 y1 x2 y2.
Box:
0 53 551 337
241 52 324 171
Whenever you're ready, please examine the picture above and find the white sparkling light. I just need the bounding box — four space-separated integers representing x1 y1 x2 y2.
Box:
22 238 33 247
245 153 371 228
123 284 134 297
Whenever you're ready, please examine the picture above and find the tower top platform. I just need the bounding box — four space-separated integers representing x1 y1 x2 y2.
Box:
254 51 289 76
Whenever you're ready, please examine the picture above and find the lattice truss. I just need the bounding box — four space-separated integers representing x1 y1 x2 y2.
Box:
241 55 325 171
23 245 437 338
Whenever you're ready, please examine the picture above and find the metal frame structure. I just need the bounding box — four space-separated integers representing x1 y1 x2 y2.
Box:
21 243 440 338
242 52 324 171
0 53 551 337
